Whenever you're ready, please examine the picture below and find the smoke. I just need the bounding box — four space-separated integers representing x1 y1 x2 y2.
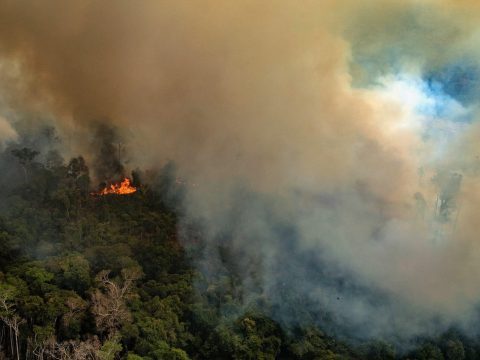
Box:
2 0 480 345
0 115 17 148
90 123 125 183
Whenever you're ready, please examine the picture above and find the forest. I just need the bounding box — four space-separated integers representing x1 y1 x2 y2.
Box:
3 0 480 358
0 127 476 360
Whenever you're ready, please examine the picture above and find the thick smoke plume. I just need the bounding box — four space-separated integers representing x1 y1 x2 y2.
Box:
90 123 125 183
2 0 480 344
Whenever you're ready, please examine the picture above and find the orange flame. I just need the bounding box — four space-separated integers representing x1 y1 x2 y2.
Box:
93 178 137 196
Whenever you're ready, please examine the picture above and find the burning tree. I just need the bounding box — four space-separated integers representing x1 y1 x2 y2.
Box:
92 178 137 196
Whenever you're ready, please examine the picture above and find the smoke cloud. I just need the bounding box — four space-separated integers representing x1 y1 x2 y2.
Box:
0 115 17 147
2 0 480 345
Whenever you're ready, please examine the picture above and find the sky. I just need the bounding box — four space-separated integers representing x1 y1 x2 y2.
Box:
1 0 480 344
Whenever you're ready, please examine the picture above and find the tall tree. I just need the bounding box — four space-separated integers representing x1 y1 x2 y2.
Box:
11 147 39 182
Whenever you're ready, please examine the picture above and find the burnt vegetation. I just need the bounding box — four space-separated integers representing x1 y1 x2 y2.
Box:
0 132 478 360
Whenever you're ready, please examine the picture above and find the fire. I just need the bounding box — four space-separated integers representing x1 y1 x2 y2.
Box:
93 178 137 196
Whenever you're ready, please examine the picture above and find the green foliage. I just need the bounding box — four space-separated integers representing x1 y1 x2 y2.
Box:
364 341 396 360
32 324 55 343
414 342 444 360
148 340 190 360
47 253 91 293
198 314 283 359
443 339 465 360
98 337 123 360
287 327 354 360
127 354 147 360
